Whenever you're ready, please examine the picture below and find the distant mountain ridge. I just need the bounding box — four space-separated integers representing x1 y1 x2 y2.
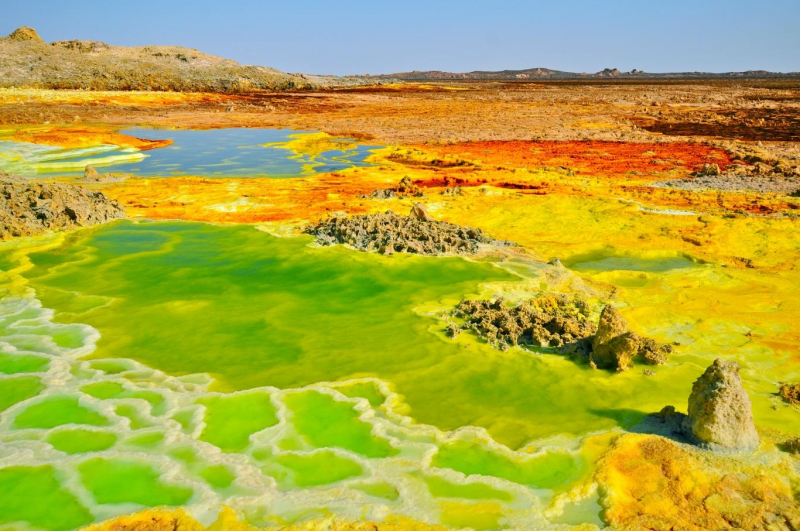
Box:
369 67 800 81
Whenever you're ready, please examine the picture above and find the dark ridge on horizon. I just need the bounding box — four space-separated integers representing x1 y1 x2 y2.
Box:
362 67 800 81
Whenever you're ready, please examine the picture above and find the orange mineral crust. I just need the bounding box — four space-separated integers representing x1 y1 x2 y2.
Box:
97 170 390 227
416 140 736 178
9 125 172 150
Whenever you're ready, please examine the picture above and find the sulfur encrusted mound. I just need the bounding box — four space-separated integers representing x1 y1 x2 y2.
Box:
680 359 760 451
451 294 597 351
451 298 672 371
305 204 497 256
0 173 125 239
779 382 800 405
590 305 672 372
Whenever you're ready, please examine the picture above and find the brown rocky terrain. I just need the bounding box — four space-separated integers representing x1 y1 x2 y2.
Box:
0 172 124 239
0 26 358 92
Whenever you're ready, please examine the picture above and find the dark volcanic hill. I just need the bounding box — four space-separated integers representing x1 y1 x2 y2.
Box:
0 26 342 92
371 67 800 81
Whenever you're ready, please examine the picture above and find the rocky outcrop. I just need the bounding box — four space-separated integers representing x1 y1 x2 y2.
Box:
780 438 800 455
451 295 597 351
0 26 317 92
451 299 672 370
684 359 759 451
590 305 672 371
305 205 497 256
695 163 721 176
80 165 130 183
778 382 800 405
658 157 800 194
655 359 760 451
366 176 423 199
592 305 638 371
6 26 44 43
0 173 124 239
409 202 433 222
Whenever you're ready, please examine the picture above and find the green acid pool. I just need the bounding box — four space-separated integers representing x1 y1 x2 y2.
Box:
0 221 792 530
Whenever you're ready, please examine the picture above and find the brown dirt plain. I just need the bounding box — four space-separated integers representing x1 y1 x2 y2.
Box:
3 80 799 145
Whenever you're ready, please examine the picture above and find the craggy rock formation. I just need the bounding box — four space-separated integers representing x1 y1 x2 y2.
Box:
778 382 800 405
597 433 800 530
440 186 463 196
658 156 800 194
591 305 672 371
367 176 423 199
656 359 760 451
0 173 124 239
591 305 640 371
637 337 671 366
451 295 597 351
451 299 672 370
684 359 760 451
780 438 800 455
305 204 496 256
81 164 130 183
695 163 722 176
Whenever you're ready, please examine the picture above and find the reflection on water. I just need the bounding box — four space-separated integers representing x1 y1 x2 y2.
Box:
0 128 380 178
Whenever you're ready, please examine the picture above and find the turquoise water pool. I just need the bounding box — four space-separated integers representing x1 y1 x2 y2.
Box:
0 127 380 178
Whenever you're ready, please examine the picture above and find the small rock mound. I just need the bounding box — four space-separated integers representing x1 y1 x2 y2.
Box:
695 163 721 176
591 305 672 371
592 305 639 371
680 359 760 451
305 205 496 256
1 173 125 239
451 300 672 371
6 26 44 43
409 202 433 222
778 382 800 405
81 164 130 183
452 295 596 351
366 176 423 199
51 40 110 53
780 438 800 455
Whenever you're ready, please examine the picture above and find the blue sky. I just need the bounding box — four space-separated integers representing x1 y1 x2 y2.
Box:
4 0 799 75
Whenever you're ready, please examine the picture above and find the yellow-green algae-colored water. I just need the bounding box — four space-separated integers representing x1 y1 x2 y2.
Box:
0 220 798 531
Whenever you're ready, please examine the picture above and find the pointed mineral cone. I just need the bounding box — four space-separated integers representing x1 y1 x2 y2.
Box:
591 305 638 371
410 203 433 222
684 359 759 451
